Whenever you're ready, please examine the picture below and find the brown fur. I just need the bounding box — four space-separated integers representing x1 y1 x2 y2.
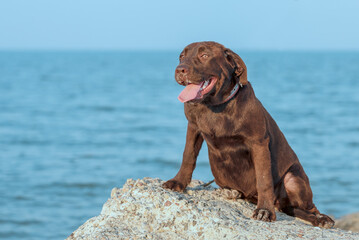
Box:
162 41 334 228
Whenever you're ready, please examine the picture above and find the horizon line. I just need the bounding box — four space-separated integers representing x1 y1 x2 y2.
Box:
1 47 359 53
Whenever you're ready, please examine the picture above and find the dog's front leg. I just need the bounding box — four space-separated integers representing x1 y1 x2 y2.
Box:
250 137 276 222
162 123 203 192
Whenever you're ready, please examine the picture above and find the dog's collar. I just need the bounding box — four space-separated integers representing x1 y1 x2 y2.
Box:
220 82 242 104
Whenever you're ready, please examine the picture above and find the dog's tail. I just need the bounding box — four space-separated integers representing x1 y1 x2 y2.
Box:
201 179 215 187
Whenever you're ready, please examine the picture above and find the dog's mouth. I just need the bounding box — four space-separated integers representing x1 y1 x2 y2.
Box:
178 77 217 103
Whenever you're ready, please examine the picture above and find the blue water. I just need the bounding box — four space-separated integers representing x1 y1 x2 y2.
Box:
0 51 358 239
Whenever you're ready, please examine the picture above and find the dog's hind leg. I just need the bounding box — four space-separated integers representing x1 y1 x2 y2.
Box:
281 206 334 228
279 164 335 228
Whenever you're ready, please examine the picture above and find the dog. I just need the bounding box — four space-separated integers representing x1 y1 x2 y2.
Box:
162 41 334 228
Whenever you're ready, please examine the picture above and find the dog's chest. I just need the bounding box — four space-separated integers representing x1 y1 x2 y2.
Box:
196 111 238 138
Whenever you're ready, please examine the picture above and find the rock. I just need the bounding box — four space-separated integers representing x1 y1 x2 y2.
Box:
335 212 359 233
67 178 359 240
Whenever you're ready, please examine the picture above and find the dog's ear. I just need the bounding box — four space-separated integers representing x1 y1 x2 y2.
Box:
224 49 248 86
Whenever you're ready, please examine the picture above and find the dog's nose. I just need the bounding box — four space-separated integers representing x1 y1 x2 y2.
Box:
176 65 189 74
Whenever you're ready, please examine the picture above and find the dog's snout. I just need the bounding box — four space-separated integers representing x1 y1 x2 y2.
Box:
175 65 190 85
176 65 189 74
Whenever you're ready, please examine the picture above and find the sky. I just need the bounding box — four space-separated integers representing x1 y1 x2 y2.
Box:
0 0 359 51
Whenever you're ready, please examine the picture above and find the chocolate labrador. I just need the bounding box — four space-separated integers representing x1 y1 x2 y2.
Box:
162 41 334 228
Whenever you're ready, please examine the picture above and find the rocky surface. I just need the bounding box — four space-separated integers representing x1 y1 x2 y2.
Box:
67 178 359 240
335 212 359 233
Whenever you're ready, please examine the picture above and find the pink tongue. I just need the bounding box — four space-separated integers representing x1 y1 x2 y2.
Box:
178 84 202 103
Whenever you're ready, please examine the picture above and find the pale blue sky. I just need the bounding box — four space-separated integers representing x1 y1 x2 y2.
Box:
1 0 359 50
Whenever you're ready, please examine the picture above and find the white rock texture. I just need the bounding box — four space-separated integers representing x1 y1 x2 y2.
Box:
67 178 359 240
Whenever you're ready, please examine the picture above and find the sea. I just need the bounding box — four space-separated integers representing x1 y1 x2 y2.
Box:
0 50 358 239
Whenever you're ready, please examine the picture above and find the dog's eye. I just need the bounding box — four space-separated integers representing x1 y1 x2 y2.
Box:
179 54 184 61
200 54 209 59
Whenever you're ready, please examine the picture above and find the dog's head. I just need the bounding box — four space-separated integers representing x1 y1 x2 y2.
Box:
175 41 248 105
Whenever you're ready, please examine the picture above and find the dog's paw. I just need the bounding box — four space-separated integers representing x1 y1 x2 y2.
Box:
162 179 187 192
252 208 276 222
316 214 335 228
223 188 242 200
